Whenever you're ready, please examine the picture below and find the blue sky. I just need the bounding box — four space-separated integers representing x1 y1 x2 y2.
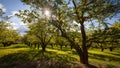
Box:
0 0 29 35
0 0 28 15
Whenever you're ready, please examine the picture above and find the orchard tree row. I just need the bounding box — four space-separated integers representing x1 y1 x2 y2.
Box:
0 6 21 47
87 20 120 51
0 21 21 47
21 19 120 52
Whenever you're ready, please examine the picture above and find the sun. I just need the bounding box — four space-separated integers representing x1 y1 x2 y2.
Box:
45 10 50 17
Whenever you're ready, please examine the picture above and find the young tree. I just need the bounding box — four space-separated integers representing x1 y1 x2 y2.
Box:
107 21 120 51
89 20 120 52
27 18 55 51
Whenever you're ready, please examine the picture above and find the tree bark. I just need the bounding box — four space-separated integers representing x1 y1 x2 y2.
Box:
3 43 6 47
60 29 88 65
80 23 88 65
100 44 104 52
72 0 88 65
60 45 63 50
38 44 40 49
41 44 46 52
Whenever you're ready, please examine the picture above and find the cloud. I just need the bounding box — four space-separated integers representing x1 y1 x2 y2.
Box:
0 3 6 13
17 25 29 35
7 10 30 35
11 11 20 16
9 16 29 35
11 22 29 35
7 11 20 18
11 21 29 30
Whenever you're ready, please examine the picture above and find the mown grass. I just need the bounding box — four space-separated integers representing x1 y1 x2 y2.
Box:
0 44 120 68
88 49 120 68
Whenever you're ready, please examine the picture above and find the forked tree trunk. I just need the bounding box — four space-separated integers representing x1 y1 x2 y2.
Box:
72 0 88 65
60 24 88 65
41 44 47 52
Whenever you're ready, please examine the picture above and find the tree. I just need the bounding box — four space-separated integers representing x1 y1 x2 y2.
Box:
89 20 120 52
0 21 8 44
24 34 39 48
55 36 70 50
107 20 120 51
0 5 20 47
0 4 6 17
1 29 19 47
0 20 20 47
20 0 120 66
26 17 55 51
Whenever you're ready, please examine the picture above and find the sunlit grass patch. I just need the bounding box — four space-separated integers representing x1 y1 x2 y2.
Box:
8 44 29 48
46 48 68 54
0 48 30 57
46 48 79 61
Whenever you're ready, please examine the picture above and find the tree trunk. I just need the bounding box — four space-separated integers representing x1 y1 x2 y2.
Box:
60 23 88 65
70 45 73 50
65 45 67 47
60 45 63 50
51 44 53 49
38 44 40 49
3 43 6 47
41 44 46 52
109 47 113 51
100 44 104 52
38 43 41 49
72 0 88 65
80 23 88 65
34 43 37 48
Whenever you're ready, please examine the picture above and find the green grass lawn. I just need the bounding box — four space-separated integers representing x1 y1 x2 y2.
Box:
0 44 120 68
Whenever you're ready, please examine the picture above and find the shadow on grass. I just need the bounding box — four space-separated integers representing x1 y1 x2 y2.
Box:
0 52 31 68
105 52 120 57
0 49 78 68
89 52 120 62
47 46 72 52
31 50 78 62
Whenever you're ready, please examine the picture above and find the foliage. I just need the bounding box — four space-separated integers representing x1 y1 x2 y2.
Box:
88 20 120 51
18 0 120 65
0 21 20 46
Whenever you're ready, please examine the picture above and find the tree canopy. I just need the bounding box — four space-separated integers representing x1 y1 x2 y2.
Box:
17 0 120 66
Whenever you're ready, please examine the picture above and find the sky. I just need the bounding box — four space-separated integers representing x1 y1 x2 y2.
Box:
0 0 29 35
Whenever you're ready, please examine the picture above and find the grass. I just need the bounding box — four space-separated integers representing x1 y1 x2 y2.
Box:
0 44 30 57
0 44 120 68
88 49 120 68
